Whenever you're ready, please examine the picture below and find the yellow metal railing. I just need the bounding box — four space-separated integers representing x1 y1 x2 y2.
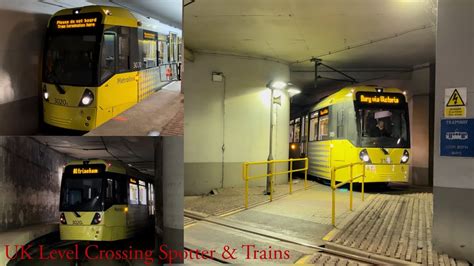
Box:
242 158 309 209
331 162 366 226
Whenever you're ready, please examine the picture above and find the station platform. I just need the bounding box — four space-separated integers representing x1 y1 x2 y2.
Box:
321 193 470 266
184 182 470 265
87 81 183 136
184 181 364 264
0 223 58 266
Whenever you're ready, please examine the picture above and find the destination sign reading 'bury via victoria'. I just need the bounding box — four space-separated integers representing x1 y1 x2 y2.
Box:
359 94 400 104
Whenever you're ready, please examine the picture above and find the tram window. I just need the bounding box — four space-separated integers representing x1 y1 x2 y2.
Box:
337 110 345 138
141 39 158 69
118 27 130 72
114 179 126 204
289 122 294 143
101 32 116 82
158 40 166 64
139 180 147 205
294 119 301 143
129 181 139 205
309 112 319 141
148 183 155 215
358 109 410 147
318 116 329 140
106 179 113 199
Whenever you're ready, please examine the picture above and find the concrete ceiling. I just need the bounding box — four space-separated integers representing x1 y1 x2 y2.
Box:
184 0 436 70
89 0 182 28
34 137 156 175
2 0 182 28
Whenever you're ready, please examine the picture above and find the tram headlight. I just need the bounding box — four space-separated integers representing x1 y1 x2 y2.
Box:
400 150 409 163
80 89 94 106
91 212 102 225
42 86 49 101
60 213 67 225
359 149 371 163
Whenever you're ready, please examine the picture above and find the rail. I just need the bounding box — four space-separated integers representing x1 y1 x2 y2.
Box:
331 162 366 226
242 158 309 208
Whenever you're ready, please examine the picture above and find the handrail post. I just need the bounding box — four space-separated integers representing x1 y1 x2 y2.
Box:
289 159 293 194
349 164 353 211
244 163 249 209
304 158 308 189
270 161 274 202
362 163 365 201
331 167 336 226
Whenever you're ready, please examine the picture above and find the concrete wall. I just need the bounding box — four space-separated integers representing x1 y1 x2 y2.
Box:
433 0 474 262
0 5 52 135
184 53 290 195
0 137 69 231
158 137 184 263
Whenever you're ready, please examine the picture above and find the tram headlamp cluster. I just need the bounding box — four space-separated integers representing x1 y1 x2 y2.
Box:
400 150 410 164
91 213 102 225
359 149 371 163
80 89 94 106
42 86 49 101
60 213 67 225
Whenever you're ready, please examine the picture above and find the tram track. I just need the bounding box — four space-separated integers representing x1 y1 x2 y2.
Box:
184 211 414 265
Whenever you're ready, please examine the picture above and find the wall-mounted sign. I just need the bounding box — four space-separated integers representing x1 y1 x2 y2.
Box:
440 119 474 157
444 87 467 118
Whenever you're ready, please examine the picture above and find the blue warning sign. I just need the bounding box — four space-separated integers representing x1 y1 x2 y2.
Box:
440 119 474 157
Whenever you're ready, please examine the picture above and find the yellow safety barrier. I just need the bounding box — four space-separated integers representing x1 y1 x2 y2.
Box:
242 158 309 209
331 162 366 226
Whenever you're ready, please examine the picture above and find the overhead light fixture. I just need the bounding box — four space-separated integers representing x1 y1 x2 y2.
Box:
267 80 288 90
287 88 301 97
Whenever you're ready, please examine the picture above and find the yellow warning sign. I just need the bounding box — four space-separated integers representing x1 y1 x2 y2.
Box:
446 89 465 107
444 87 467 118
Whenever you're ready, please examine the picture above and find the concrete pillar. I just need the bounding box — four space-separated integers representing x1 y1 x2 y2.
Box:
155 137 184 264
433 0 474 261
184 53 291 195
409 95 430 186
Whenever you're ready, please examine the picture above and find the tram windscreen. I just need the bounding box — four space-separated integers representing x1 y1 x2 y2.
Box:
43 34 100 86
60 177 103 211
357 108 410 148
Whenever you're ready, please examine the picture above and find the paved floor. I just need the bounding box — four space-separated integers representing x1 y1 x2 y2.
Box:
87 81 183 136
185 179 319 216
185 182 368 264
323 193 469 265
0 224 58 266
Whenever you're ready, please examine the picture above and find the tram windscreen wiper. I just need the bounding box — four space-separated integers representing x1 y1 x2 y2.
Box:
49 71 66 95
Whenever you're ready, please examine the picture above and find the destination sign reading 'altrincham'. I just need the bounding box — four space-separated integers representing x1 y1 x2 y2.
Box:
56 17 98 30
359 94 400 104
72 168 99 174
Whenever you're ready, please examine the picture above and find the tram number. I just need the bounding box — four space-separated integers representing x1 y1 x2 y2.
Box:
54 98 68 106
72 220 83 225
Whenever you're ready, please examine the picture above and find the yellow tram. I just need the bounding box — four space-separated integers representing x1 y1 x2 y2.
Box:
290 86 411 183
59 160 154 241
42 6 182 131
